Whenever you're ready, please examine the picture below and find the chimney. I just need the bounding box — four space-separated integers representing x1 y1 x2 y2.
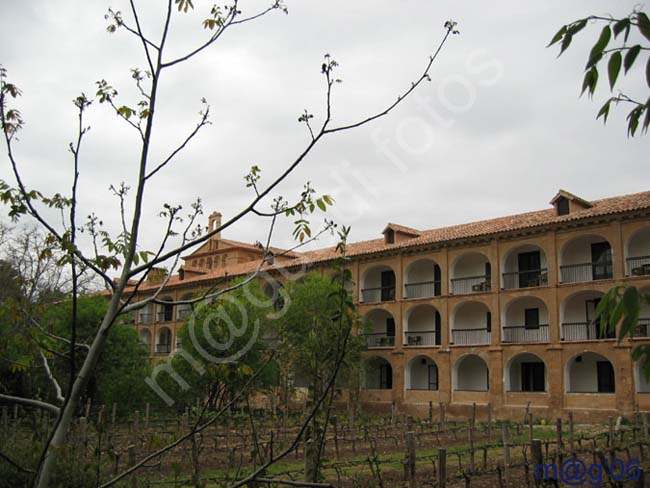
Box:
208 211 222 239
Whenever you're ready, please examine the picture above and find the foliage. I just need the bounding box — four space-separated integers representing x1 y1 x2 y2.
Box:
158 280 278 411
596 285 650 379
549 9 650 136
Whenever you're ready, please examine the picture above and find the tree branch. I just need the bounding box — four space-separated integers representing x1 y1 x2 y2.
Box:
0 394 60 415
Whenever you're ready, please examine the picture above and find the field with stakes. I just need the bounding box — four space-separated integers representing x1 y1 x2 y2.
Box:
3 399 650 487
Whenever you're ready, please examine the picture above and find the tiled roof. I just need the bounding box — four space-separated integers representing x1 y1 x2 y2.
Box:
132 190 650 292
382 223 421 236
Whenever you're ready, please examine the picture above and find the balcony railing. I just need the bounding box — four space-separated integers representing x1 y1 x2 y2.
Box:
634 318 650 337
360 286 396 303
502 269 548 290
561 322 615 341
155 343 172 355
403 330 439 346
138 312 154 325
404 280 441 299
364 333 395 348
627 256 650 276
407 386 438 391
451 328 491 345
560 261 613 283
501 324 549 343
450 275 491 295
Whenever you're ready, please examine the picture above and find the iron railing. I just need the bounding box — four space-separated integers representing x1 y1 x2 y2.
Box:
403 330 439 346
137 312 154 325
501 324 549 343
560 261 612 283
561 322 615 341
502 268 548 289
635 318 650 337
157 310 174 322
450 275 491 295
451 328 491 345
364 333 395 348
407 386 439 391
361 286 396 303
155 343 171 355
404 280 441 299
627 256 650 276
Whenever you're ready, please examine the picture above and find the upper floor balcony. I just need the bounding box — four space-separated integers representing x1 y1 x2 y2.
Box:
561 290 614 342
404 259 441 299
626 227 650 277
157 299 174 322
360 265 396 304
501 245 548 290
450 252 491 295
403 304 441 346
155 326 172 355
363 309 396 348
559 235 612 283
501 296 549 343
451 301 491 345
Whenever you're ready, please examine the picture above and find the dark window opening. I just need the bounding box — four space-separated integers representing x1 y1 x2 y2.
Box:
434 264 442 296
385 229 395 244
486 311 492 332
591 242 613 280
518 251 542 288
380 270 396 301
521 362 545 392
379 364 393 389
524 308 540 329
386 317 395 337
596 361 615 393
557 197 570 216
434 311 441 346
428 364 439 390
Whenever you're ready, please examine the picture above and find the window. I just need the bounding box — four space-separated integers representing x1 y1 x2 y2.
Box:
591 242 613 280
557 197 569 216
385 229 395 244
596 361 615 393
524 308 540 329
386 317 395 337
428 364 439 390
379 364 392 389
521 362 545 392
486 311 492 332
380 270 396 301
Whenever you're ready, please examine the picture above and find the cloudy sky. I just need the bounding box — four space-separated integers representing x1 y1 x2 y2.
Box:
1 1 648 263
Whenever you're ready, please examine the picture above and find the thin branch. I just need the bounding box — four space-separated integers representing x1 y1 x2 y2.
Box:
0 450 36 475
129 0 156 74
39 351 64 404
0 394 60 415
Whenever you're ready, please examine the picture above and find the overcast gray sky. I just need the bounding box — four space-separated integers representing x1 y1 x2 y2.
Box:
1 1 648 262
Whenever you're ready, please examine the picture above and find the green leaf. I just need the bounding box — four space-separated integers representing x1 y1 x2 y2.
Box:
597 99 612 124
316 199 326 212
643 99 650 134
647 56 650 90
581 66 598 97
618 286 640 339
559 32 573 56
624 45 642 73
613 18 630 38
585 26 611 70
638 12 650 42
322 194 334 206
607 51 622 90
548 25 567 47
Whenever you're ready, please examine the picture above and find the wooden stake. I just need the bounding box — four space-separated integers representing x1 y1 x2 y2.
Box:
531 439 543 487
556 418 563 452
502 423 511 488
438 448 447 488
568 411 574 453
405 431 416 487
439 402 445 431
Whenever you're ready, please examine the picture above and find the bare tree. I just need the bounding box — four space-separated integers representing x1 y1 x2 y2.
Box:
0 1 458 486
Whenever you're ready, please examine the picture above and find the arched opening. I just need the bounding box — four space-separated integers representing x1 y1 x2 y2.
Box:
506 353 546 392
405 356 438 391
561 291 612 341
176 293 194 320
155 327 172 355
451 301 491 345
566 352 615 393
638 287 650 338
360 265 396 303
363 357 393 390
139 329 152 351
501 244 548 289
404 305 441 346
157 297 174 323
137 303 154 325
450 252 491 295
453 354 489 391
502 296 549 343
560 235 612 283
363 309 396 348
404 259 441 298
626 227 650 276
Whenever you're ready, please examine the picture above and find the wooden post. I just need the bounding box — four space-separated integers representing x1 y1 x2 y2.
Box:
528 413 534 444
609 416 614 448
428 401 433 425
568 411 574 453
85 398 91 419
487 402 493 439
391 401 397 425
635 468 645 488
531 439 543 487
644 413 649 441
405 431 416 487
438 448 447 488
556 418 563 452
145 403 150 428
134 410 140 434
407 415 414 431
471 402 477 428
468 418 475 472
128 445 137 488
439 402 445 431
111 403 117 425
502 423 510 488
